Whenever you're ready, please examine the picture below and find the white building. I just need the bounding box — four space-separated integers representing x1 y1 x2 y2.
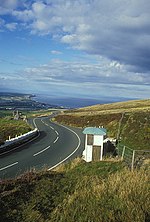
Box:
82 127 107 162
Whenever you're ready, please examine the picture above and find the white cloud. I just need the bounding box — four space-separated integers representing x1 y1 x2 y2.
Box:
12 9 34 22
21 58 150 87
0 0 150 100
50 50 62 55
0 0 19 15
8 0 150 73
5 22 17 31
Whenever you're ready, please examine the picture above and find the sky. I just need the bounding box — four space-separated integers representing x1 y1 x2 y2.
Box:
0 0 150 103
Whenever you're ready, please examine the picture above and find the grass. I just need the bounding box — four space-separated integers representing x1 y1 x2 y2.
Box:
0 100 149 221
0 108 56 144
54 99 150 150
25 109 53 118
0 111 32 144
0 118 31 143
0 159 149 222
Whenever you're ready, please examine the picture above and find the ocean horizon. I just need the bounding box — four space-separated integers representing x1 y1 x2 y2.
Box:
34 94 131 108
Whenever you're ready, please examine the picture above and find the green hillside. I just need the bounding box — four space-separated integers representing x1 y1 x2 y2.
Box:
54 99 150 150
0 159 149 222
0 111 32 144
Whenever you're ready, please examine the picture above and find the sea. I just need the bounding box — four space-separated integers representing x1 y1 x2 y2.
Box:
34 94 129 109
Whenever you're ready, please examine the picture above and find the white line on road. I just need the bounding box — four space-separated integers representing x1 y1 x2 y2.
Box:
41 119 49 126
53 137 59 144
55 130 59 135
33 145 51 157
48 124 81 171
0 162 18 171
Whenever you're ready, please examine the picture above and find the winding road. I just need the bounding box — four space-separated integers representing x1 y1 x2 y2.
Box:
0 114 84 179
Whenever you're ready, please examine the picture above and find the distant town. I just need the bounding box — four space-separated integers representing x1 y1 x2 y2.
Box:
0 92 61 110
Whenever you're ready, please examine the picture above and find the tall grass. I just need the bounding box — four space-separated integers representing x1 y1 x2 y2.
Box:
50 169 150 222
1 160 149 222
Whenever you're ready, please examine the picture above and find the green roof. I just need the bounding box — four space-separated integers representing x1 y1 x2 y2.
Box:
83 127 107 135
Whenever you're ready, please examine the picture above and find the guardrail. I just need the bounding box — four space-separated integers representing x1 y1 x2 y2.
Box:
0 128 39 155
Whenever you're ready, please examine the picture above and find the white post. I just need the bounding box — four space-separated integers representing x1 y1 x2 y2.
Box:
85 134 88 161
131 150 135 171
100 143 103 161
121 146 126 160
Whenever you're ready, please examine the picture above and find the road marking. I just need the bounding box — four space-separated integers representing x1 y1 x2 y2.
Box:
53 137 59 144
0 162 18 171
33 117 59 156
41 118 55 130
55 130 59 135
41 119 49 126
33 145 51 157
48 124 81 171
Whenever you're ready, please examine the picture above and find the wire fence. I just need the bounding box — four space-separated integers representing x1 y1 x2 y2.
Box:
117 143 150 170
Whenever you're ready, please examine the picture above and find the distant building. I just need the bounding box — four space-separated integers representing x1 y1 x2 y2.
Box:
13 110 20 120
82 127 107 162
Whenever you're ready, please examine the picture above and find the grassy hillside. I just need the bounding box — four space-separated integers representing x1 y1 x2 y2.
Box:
0 111 32 144
54 99 150 150
0 159 149 222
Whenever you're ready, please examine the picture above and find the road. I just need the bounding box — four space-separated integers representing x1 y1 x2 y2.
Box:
0 115 84 179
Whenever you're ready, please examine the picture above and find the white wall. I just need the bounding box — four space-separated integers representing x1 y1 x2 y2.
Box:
83 134 104 162
94 135 104 160
0 128 38 149
93 135 103 146
85 145 93 162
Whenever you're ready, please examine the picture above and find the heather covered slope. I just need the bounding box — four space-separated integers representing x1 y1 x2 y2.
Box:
0 159 149 222
54 99 150 150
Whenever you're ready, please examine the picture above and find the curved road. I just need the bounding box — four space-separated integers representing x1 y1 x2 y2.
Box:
0 115 84 179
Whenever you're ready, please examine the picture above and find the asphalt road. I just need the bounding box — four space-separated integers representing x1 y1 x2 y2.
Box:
0 115 85 179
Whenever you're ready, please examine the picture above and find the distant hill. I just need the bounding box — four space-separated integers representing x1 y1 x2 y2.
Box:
71 99 150 114
54 99 150 150
0 92 60 110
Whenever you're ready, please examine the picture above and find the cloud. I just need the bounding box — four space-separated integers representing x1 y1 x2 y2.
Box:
0 0 19 15
5 22 17 31
50 50 62 55
22 58 150 87
0 0 150 99
7 0 150 74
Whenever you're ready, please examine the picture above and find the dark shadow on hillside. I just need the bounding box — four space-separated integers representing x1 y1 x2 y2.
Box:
103 141 117 157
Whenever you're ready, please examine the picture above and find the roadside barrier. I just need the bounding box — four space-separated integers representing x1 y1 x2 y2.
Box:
0 128 39 154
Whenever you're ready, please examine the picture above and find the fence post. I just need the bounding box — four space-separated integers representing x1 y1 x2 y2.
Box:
121 146 126 160
131 150 135 171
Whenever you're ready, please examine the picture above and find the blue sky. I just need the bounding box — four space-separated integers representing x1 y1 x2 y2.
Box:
0 0 150 102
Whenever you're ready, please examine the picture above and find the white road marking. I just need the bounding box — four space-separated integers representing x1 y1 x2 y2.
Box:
48 124 81 171
55 130 59 135
33 145 51 157
0 162 18 171
53 137 59 144
33 117 58 157
41 119 49 126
